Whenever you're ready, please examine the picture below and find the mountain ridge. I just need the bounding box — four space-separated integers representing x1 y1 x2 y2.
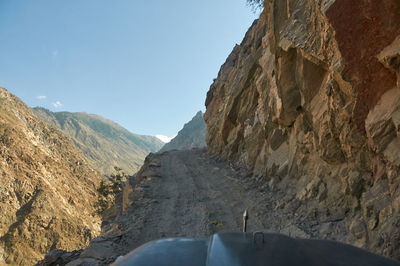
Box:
33 107 163 176
159 111 206 152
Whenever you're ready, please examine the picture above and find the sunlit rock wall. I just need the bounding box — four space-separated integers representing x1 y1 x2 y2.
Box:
204 0 400 259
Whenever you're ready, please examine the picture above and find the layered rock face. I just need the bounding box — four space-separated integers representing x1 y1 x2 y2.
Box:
159 111 206 152
0 88 102 265
204 0 400 259
33 108 164 176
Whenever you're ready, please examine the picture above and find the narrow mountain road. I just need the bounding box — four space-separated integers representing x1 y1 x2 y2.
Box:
39 149 400 265
133 149 265 243
64 149 304 265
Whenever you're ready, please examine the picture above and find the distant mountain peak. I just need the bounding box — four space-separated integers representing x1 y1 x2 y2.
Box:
159 111 206 152
156 134 175 143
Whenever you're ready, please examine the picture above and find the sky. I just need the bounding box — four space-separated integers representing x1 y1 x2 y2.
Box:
0 0 258 139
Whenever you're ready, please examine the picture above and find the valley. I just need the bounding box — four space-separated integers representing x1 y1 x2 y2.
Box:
32 108 163 176
1 0 400 265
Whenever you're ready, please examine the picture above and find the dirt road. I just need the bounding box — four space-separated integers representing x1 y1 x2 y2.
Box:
59 149 311 265
135 149 265 240
39 149 400 265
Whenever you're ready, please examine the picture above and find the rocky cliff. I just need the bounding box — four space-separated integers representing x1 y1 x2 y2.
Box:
159 111 206 152
33 108 163 176
205 0 400 259
0 88 103 265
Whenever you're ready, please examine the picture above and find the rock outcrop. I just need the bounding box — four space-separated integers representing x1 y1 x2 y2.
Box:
0 88 102 265
159 111 206 152
33 108 164 176
204 0 400 259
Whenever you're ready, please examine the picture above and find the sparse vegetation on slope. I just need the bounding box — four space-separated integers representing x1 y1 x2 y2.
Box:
95 167 128 215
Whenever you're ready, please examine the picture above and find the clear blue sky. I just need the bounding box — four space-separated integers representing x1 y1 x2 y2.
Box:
0 0 257 137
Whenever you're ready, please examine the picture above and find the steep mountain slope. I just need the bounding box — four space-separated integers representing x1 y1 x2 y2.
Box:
39 1 400 264
205 0 400 259
159 111 206 152
33 108 163 176
0 88 102 265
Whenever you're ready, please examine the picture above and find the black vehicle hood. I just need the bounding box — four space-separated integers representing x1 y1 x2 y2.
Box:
112 232 400 266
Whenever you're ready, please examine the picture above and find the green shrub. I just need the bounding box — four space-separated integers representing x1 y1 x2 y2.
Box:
95 167 128 215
